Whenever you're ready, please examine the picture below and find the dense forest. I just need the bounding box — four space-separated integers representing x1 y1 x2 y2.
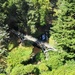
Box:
0 0 75 75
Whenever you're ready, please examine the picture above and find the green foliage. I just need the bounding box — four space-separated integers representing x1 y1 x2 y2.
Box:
7 47 31 66
6 46 32 74
40 71 51 75
44 59 75 75
51 0 75 53
38 63 48 73
33 0 50 26
70 71 75 75
1 0 75 75
0 0 9 74
51 63 75 75
46 52 64 69
0 74 6 75
4 0 51 35
35 51 45 61
10 64 34 75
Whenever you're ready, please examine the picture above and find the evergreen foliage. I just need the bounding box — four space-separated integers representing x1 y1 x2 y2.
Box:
51 0 75 53
0 0 75 75
0 0 9 74
4 0 50 34
10 64 35 75
6 46 32 74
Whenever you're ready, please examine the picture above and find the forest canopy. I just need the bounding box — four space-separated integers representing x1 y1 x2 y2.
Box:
0 0 75 75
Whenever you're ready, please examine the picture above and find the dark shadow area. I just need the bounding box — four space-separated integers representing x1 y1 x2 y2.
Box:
21 54 37 65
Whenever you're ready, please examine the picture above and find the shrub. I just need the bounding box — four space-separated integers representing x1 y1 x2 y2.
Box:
46 54 64 69
10 64 34 75
49 61 75 75
6 46 32 74
0 74 6 75
37 63 48 74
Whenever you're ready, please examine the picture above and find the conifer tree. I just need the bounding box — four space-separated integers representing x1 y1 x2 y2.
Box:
0 0 9 74
51 0 75 53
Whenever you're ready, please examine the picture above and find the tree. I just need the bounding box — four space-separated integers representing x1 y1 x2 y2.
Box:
4 0 51 35
0 0 9 74
51 0 75 53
